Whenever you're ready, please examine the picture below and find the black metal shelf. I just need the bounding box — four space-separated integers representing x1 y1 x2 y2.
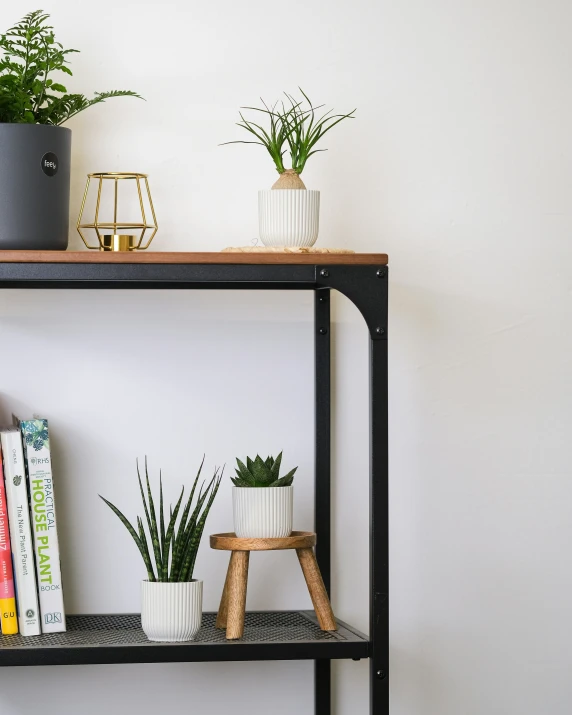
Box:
0 612 369 667
0 254 388 715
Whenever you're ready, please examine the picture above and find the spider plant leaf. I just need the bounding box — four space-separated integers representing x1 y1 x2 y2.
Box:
241 105 282 118
307 110 356 148
219 140 265 146
236 122 269 145
238 113 272 143
306 149 328 158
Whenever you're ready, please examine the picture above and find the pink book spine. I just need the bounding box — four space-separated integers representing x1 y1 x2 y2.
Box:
0 447 18 634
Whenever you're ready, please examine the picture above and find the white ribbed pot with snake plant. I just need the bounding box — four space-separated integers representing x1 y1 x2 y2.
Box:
231 452 297 538
100 458 222 642
223 90 355 248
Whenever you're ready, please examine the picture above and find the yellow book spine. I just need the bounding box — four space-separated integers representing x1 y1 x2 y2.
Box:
0 597 18 635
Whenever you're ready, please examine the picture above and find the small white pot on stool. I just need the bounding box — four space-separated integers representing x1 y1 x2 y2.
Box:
232 486 293 538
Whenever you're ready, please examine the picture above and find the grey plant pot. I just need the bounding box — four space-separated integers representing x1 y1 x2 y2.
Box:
0 124 71 250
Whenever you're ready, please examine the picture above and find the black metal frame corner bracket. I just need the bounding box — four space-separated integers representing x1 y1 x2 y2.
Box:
316 265 388 340
316 263 389 715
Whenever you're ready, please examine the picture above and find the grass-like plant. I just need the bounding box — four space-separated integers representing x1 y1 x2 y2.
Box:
0 10 141 125
231 452 297 488
100 458 222 582
222 89 355 189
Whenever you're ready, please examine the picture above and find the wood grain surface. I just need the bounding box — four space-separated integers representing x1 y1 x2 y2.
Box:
296 548 337 631
225 551 250 640
210 531 317 552
0 251 388 265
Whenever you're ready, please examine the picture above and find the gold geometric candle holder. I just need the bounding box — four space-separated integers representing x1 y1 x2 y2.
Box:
77 172 158 251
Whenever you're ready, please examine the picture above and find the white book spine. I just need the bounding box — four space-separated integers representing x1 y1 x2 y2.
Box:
21 419 66 633
0 429 41 636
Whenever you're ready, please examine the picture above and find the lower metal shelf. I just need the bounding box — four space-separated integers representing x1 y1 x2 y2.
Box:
0 611 370 667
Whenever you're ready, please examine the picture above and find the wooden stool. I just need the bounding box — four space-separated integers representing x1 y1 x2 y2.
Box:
210 531 337 640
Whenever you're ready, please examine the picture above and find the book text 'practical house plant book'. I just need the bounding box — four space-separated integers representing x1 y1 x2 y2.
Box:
20 419 66 633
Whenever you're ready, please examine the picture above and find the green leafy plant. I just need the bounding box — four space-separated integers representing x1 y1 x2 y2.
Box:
222 89 355 189
231 452 297 488
100 458 222 582
0 10 142 125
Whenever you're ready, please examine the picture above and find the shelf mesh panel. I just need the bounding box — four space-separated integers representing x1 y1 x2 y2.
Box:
0 612 349 649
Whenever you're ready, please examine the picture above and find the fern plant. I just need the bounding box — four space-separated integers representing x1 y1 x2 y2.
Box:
222 89 355 189
100 458 222 582
0 10 141 125
231 452 297 488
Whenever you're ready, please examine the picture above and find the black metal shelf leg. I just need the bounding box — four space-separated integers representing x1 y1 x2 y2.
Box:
315 288 332 715
370 334 389 714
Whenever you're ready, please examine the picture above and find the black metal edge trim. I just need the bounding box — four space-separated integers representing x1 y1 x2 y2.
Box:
0 640 370 667
0 263 317 285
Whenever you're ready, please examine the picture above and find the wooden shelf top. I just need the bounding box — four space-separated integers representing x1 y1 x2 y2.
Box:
0 251 388 266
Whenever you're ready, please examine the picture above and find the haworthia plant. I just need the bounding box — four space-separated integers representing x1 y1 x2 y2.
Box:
231 452 297 488
100 457 222 582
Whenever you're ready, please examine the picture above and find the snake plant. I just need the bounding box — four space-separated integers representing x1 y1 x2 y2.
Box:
100 457 222 582
231 452 297 488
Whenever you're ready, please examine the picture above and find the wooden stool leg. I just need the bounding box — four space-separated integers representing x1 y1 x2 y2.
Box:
296 547 337 631
215 553 234 629
225 550 250 640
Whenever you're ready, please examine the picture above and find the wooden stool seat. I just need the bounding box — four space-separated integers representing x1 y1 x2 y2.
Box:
210 531 337 640
210 531 316 551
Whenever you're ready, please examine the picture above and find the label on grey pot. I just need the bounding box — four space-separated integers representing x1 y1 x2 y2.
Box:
41 152 58 177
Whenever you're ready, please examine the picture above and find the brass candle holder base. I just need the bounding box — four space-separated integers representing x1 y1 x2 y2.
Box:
77 172 158 251
100 234 137 252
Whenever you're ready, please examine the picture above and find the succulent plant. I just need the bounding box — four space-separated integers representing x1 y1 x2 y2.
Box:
231 452 297 488
222 89 355 189
100 457 222 582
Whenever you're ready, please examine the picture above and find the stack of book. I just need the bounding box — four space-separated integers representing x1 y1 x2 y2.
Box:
0 419 65 637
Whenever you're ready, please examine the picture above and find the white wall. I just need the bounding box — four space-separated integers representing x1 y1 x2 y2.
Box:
1 1 571 713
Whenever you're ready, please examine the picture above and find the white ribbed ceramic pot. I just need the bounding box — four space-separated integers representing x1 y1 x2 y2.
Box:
258 190 320 247
141 580 203 642
233 486 293 538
